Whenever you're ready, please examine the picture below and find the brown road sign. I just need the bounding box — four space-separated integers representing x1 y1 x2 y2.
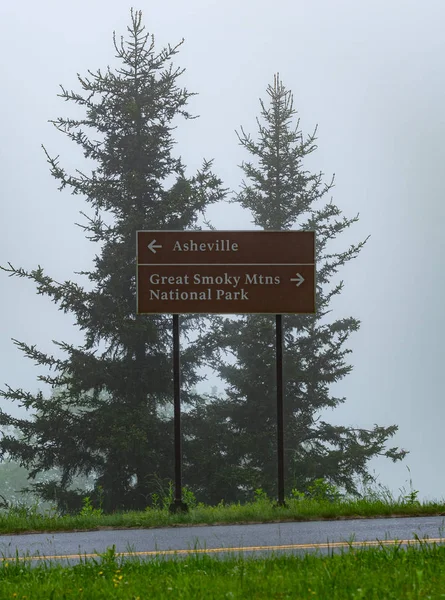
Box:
136 230 315 314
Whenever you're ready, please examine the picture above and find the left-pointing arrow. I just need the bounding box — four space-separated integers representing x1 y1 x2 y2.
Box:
290 273 305 287
148 240 163 254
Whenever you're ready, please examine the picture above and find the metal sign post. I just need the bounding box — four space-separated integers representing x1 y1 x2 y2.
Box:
276 314 286 507
169 314 188 513
136 230 316 509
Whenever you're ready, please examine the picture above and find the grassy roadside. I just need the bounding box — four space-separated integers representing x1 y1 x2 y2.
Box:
1 540 445 599
1 480 444 536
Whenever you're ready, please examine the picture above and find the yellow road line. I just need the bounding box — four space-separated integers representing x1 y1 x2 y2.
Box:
1 537 444 562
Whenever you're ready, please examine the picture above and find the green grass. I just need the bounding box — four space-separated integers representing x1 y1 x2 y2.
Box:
1 539 445 599
0 485 444 536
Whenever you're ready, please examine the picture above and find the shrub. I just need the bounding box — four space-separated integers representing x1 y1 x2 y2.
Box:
306 478 342 503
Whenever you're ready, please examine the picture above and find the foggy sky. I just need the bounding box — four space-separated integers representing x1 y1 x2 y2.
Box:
1 0 444 502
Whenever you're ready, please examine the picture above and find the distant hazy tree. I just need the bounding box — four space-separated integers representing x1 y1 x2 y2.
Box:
0 9 226 514
0 422 94 510
183 74 408 503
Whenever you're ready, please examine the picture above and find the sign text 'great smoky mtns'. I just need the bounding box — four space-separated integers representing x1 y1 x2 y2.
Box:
136 230 316 314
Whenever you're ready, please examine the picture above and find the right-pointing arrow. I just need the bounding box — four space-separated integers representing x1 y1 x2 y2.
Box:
290 273 305 287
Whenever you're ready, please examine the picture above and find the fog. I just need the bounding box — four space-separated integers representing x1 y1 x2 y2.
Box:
1 0 444 501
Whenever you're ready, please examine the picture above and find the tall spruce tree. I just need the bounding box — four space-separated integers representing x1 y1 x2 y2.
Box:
0 10 226 514
183 74 407 504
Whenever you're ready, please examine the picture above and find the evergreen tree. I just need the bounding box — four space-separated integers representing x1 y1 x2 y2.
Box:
0 9 226 514
183 74 407 503
0 423 93 511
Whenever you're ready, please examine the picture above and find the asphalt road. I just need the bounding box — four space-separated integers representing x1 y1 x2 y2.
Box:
0 516 444 567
